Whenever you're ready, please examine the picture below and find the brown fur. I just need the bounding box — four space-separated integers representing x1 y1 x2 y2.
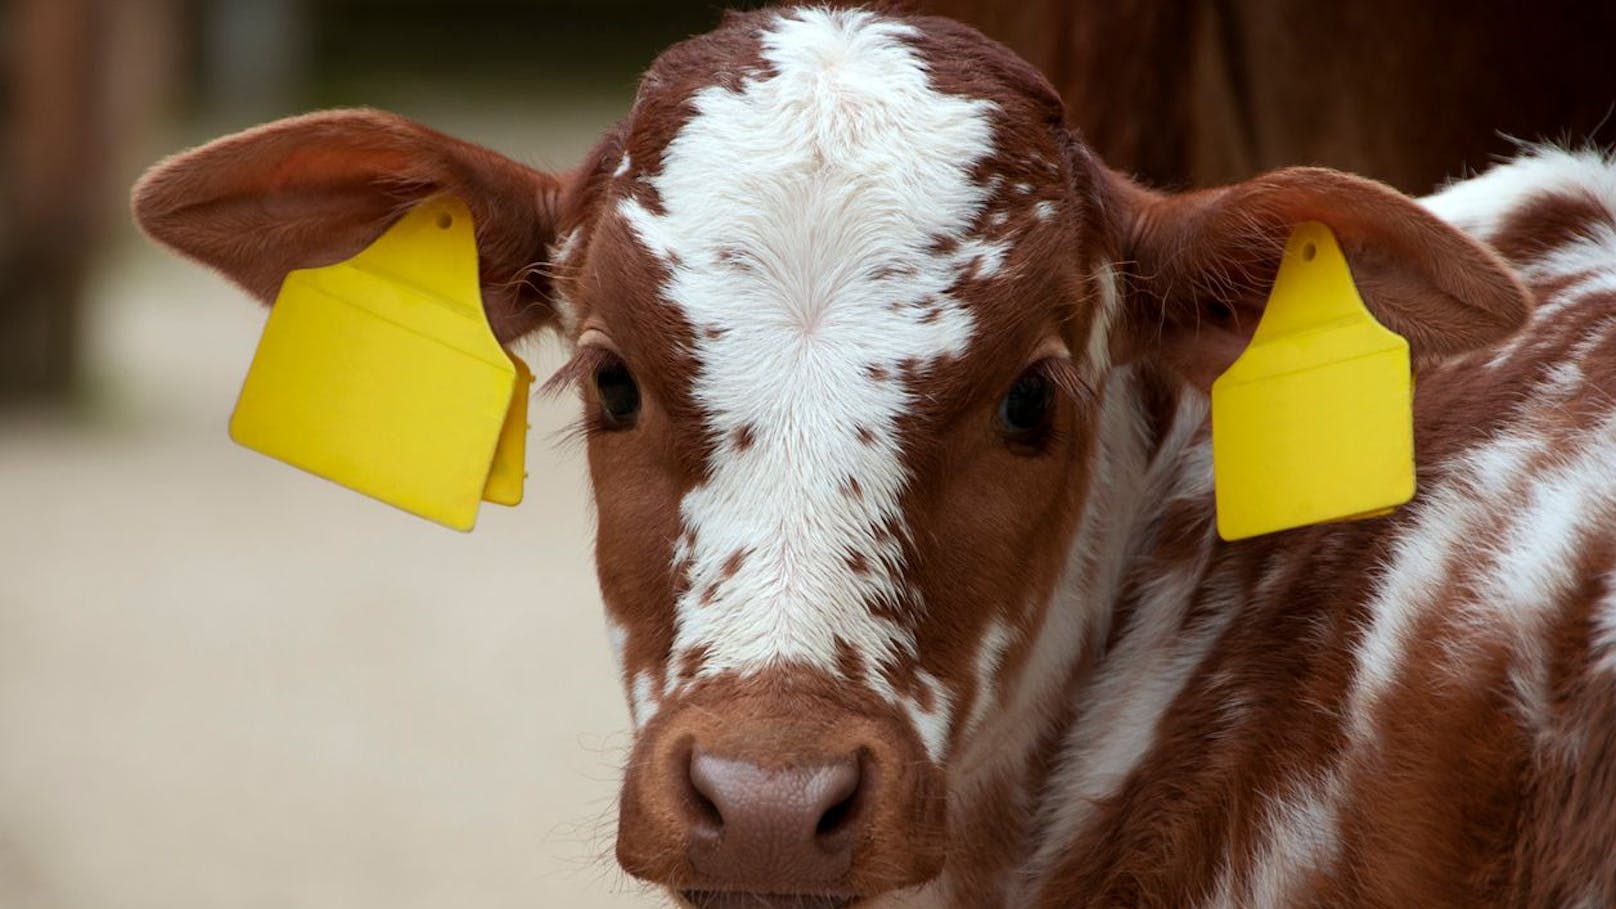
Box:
923 0 1616 193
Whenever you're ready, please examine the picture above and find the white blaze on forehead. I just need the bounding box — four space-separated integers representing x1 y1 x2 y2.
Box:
618 7 1002 687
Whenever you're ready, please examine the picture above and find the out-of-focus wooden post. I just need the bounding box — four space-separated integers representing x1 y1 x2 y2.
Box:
921 0 1616 193
2 0 103 404
2 0 181 406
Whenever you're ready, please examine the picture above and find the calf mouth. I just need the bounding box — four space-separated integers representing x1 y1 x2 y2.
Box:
680 890 857 909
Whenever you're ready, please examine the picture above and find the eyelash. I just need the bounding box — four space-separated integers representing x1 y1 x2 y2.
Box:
1029 356 1091 402
543 346 619 443
540 345 617 398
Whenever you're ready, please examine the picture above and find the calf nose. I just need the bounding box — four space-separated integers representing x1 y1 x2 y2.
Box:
685 750 863 888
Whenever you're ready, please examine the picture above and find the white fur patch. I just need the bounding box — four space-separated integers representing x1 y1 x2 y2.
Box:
1023 386 1221 886
605 618 628 672
960 619 1014 742
1084 261 1122 378
956 367 1171 849
618 9 1003 698
901 669 955 762
1422 146 1616 251
1343 429 1544 745
547 227 583 333
1470 413 1616 723
630 670 660 728
1595 571 1616 677
1205 771 1344 909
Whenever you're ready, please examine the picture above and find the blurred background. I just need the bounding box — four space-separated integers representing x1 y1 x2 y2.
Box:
2 1 1614 907
0 2 755 908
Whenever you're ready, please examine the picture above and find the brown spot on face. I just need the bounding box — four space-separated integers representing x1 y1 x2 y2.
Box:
906 668 937 713
856 426 879 446
704 325 725 340
841 476 864 500
847 551 871 575
834 638 868 684
920 306 942 324
699 582 719 607
867 364 891 381
720 548 746 580
625 175 668 218
732 424 755 451
677 645 710 681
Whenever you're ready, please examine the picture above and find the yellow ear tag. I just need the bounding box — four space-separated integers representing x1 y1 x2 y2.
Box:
228 196 531 531
1210 221 1414 541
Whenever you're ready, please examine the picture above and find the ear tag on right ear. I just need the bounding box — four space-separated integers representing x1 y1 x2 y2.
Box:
1211 221 1414 541
228 196 529 532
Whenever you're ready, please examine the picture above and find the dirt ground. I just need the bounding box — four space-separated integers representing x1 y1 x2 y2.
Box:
0 102 662 909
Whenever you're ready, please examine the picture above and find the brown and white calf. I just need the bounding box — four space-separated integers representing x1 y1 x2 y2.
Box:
131 7 1615 908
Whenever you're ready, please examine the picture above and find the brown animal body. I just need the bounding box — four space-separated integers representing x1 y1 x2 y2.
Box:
924 0 1616 193
130 7 1615 907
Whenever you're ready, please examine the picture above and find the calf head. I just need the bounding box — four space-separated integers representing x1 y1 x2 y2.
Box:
133 6 1530 906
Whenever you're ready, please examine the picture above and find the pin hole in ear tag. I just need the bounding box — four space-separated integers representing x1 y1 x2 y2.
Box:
228 196 531 532
1210 221 1415 542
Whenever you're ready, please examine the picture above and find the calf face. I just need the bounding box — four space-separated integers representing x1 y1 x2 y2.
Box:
133 6 1529 905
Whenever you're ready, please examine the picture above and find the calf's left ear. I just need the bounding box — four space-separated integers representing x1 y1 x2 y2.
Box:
132 108 574 342
1101 166 1532 387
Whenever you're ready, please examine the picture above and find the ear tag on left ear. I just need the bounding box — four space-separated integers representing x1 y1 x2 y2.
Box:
228 196 530 532
1211 221 1414 541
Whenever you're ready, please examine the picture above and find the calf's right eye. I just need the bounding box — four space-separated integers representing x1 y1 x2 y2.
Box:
593 358 641 428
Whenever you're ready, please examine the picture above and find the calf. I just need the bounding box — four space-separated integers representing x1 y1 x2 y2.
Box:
131 6 1614 907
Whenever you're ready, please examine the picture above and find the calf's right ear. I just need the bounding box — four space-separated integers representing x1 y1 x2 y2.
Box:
132 108 574 342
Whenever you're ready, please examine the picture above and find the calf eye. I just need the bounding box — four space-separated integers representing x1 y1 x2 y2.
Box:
593 358 641 427
998 368 1055 446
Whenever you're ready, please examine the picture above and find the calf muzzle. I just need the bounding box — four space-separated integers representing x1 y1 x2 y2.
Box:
616 676 946 904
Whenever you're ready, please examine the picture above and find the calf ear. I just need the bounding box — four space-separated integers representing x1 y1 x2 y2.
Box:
132 108 571 342
1101 166 1532 388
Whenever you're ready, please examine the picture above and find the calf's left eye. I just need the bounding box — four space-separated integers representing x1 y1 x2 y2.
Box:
998 368 1055 445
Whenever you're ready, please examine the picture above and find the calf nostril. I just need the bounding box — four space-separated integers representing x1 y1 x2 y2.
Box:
687 750 863 840
813 760 862 840
683 750 866 888
815 788 858 838
684 752 726 833
687 783 723 833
